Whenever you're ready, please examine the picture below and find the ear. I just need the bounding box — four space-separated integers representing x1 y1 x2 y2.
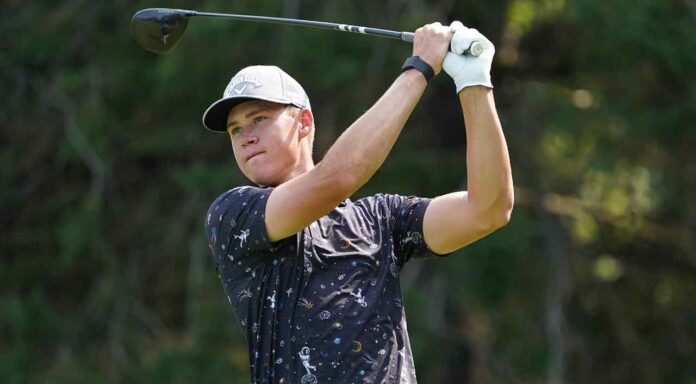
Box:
297 108 314 139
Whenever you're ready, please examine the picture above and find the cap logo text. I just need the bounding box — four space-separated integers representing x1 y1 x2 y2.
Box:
224 74 264 97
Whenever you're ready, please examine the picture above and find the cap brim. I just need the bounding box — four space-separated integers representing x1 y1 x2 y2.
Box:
202 95 307 132
202 97 257 132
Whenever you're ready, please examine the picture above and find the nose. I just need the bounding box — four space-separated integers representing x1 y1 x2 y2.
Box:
240 132 259 147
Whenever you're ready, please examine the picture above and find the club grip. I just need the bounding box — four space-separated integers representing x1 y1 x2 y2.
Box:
400 32 415 42
400 32 484 57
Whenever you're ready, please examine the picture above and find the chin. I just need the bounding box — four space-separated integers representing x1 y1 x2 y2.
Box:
245 170 282 187
242 160 293 187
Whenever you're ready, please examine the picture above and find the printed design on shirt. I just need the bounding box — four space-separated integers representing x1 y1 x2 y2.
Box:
363 352 380 368
206 192 434 382
350 288 368 307
389 259 399 277
402 231 422 246
319 310 331 320
389 247 399 277
234 229 250 248
351 340 363 352
339 236 351 249
237 288 253 303
303 248 313 274
299 347 318 384
298 297 314 310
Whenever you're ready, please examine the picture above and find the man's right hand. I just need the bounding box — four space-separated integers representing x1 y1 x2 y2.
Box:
411 22 453 75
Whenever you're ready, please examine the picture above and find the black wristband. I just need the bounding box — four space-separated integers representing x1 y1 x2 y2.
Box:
401 56 434 82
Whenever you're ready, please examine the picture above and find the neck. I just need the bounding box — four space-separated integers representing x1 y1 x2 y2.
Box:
274 153 315 186
286 162 315 181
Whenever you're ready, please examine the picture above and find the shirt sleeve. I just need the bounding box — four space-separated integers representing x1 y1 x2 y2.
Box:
204 186 274 268
385 194 451 266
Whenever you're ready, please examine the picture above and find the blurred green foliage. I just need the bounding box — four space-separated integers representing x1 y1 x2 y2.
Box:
1 0 694 383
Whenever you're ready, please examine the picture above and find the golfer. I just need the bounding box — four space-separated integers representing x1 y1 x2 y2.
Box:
203 21 513 383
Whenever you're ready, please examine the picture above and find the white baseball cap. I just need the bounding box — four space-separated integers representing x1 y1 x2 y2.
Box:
202 65 311 132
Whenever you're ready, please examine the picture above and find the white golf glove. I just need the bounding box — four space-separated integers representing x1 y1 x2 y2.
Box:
443 21 495 92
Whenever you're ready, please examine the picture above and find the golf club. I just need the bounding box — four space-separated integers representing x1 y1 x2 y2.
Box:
131 8 484 56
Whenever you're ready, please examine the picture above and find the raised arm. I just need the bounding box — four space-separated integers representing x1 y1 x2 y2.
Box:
422 24 514 254
265 24 452 242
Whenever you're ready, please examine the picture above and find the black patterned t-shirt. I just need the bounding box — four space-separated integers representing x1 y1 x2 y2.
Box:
205 186 448 384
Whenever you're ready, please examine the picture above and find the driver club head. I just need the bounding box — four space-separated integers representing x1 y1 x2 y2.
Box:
131 8 194 54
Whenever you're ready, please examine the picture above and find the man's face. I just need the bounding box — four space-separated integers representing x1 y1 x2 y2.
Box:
226 100 303 186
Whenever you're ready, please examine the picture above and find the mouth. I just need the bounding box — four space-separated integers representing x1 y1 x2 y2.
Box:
245 151 264 162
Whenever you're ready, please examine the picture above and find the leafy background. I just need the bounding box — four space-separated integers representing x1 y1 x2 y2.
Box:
2 0 694 383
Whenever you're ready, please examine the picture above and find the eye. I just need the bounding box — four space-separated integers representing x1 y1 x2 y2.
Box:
229 127 243 136
252 116 266 124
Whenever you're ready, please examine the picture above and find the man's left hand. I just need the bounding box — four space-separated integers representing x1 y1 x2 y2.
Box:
443 21 495 92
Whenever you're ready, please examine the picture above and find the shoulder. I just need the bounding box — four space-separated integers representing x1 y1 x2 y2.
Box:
208 186 270 209
212 185 268 203
205 186 272 226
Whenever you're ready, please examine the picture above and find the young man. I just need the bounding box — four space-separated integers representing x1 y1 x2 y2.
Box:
203 22 513 383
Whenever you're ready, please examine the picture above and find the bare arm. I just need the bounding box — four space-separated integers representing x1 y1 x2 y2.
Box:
265 24 452 242
265 71 427 241
423 86 514 254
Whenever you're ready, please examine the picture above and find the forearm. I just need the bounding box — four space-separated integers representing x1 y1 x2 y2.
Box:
318 70 427 194
460 87 513 222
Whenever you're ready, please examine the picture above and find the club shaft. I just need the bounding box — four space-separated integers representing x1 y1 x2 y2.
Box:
190 10 413 42
150 8 482 55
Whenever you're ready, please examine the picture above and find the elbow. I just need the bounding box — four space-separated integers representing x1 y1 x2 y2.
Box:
486 191 514 231
498 189 515 228
493 204 513 229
